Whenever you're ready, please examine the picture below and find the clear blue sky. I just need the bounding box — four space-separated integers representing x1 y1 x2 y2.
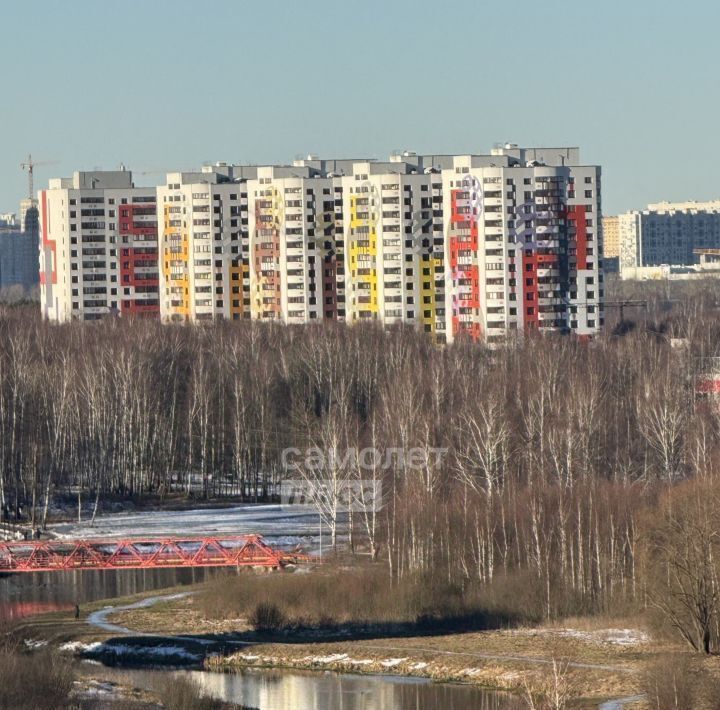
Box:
1 0 718 215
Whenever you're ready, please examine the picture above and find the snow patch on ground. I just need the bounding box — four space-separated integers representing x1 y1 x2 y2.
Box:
61 639 200 662
380 657 408 668
72 680 120 698
60 641 103 653
598 629 650 646
310 653 349 664
23 639 48 649
237 653 260 661
498 671 521 682
97 644 201 661
301 653 377 667
553 628 649 646
460 668 483 677
235 652 415 671
508 627 649 647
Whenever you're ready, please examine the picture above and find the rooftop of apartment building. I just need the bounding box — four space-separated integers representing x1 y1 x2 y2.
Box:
645 200 720 214
193 145 589 180
621 200 720 216
48 170 136 190
41 146 593 194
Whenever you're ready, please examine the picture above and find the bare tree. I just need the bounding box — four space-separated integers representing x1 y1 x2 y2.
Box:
643 480 720 654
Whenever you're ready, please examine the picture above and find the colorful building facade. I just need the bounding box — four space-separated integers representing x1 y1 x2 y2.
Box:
40 147 603 341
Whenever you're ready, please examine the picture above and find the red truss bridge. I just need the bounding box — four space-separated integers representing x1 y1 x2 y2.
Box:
0 535 308 573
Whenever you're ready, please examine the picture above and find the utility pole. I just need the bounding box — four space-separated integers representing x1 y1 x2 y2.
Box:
604 299 649 322
319 511 322 559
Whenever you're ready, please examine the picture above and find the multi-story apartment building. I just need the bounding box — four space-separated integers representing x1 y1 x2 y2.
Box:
157 165 257 323
619 200 720 273
337 155 449 336
440 146 602 342
246 154 451 332
39 170 159 322
246 163 346 323
41 146 603 341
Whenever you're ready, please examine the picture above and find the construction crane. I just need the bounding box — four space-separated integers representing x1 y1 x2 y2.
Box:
20 154 58 200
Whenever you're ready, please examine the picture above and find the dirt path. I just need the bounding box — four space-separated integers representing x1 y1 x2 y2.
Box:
85 592 192 635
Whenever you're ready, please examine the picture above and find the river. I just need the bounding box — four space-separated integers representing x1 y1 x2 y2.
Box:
84 666 526 710
0 566 221 620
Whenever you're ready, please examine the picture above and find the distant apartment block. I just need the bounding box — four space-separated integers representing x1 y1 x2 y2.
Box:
602 216 619 258
0 213 18 229
40 146 603 341
39 170 159 321
619 200 720 274
20 198 39 237
0 199 40 294
601 216 620 273
0 230 37 293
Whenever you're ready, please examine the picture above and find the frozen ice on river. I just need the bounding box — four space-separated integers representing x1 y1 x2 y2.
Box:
49 504 344 552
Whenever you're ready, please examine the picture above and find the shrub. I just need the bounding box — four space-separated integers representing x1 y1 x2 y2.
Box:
249 602 286 633
642 654 699 710
0 648 74 709
199 565 523 632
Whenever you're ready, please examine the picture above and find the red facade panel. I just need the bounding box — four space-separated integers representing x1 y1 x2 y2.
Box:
449 188 481 341
39 191 57 286
118 203 159 318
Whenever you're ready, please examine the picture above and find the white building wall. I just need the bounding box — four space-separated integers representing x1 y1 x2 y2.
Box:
40 171 159 322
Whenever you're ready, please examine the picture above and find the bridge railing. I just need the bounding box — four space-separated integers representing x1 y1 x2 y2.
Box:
0 534 309 573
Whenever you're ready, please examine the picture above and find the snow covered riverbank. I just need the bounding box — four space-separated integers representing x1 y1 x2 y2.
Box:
49 504 339 551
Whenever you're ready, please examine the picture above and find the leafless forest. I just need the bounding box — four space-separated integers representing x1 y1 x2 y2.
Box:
3 281 720 628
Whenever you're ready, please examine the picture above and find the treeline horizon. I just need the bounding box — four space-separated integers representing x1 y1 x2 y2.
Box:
2 279 720 619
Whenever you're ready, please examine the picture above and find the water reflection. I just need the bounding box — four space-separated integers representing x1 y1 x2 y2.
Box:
0 566 224 618
0 600 72 621
107 667 524 710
